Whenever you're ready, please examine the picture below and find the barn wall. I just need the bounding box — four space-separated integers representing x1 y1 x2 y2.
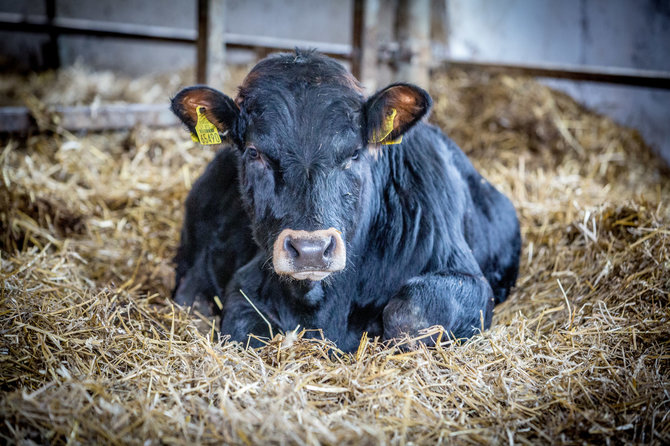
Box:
0 0 352 73
447 0 670 164
1 0 668 163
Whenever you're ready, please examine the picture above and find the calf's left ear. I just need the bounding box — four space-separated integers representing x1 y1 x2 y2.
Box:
363 83 432 145
171 86 240 144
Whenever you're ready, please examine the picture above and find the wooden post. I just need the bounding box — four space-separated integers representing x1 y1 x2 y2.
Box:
196 0 226 88
42 0 60 70
395 0 431 88
430 0 448 60
352 0 380 93
351 0 363 80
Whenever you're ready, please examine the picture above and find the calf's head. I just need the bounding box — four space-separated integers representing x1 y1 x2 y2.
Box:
171 51 431 282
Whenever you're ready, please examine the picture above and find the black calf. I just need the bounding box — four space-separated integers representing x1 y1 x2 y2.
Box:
170 50 521 352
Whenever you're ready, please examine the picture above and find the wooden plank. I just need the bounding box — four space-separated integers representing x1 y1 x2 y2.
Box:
0 107 34 133
0 12 352 57
0 104 178 134
0 12 197 43
443 59 670 90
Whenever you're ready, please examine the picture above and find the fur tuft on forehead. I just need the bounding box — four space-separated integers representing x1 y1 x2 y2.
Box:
235 49 365 107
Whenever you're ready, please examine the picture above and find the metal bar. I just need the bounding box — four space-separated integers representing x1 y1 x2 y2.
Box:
0 104 178 133
442 59 670 90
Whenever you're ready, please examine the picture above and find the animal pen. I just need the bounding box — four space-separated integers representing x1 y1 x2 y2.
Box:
1 0 669 444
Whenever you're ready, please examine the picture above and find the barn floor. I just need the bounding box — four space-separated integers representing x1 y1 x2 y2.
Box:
1 65 669 445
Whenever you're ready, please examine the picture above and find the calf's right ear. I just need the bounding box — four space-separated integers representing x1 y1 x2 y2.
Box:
171 86 240 144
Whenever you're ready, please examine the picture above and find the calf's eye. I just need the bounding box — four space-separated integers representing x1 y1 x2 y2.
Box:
246 146 259 160
343 150 360 170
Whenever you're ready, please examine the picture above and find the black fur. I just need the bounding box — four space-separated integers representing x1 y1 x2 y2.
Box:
170 50 521 352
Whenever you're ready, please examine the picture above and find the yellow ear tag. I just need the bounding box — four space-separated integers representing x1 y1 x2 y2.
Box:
194 106 222 145
370 108 403 145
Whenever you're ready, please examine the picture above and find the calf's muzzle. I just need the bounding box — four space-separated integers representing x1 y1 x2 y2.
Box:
273 228 346 281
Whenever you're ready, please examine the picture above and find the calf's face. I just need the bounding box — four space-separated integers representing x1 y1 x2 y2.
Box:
171 53 430 283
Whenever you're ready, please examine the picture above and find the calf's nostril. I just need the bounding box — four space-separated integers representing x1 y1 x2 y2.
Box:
284 236 300 259
323 236 335 259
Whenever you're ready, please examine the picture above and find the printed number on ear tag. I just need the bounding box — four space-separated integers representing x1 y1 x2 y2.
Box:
194 106 222 145
369 108 403 146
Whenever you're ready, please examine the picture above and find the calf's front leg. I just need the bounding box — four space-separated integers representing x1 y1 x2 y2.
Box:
382 271 495 343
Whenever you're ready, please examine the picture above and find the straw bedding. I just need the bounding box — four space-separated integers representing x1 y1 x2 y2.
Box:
1 65 668 445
